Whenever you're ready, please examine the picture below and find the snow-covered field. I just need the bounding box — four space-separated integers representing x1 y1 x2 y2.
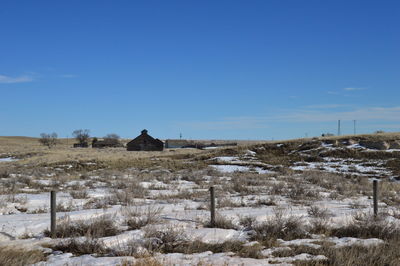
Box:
1 137 400 265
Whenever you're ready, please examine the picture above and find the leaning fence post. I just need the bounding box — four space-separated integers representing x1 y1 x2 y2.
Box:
373 180 378 217
50 191 57 238
209 186 215 227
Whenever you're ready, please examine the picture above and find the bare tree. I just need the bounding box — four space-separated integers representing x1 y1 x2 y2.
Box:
39 133 58 148
72 129 90 146
104 133 121 145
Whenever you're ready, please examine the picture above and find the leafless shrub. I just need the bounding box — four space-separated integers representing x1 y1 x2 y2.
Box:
330 212 400 240
44 215 120 238
83 197 113 209
39 132 58 148
27 206 48 214
51 237 110 256
218 197 243 208
110 240 145 257
239 215 256 230
178 240 262 259
6 194 28 204
309 217 331 235
253 196 277 206
349 200 366 209
110 189 133 206
293 239 400 266
204 214 238 229
230 179 252 195
143 226 262 258
307 205 332 219
271 244 319 258
120 257 163 266
269 182 286 195
144 226 187 253
56 201 76 212
251 208 308 242
123 205 164 230
70 190 89 199
153 190 207 201
287 183 320 200
72 129 90 146
316 239 400 266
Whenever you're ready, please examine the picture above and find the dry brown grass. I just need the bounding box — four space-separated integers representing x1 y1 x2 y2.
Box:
0 246 46 265
51 237 110 256
120 257 163 266
44 215 120 238
0 136 206 173
123 205 164 230
278 239 400 266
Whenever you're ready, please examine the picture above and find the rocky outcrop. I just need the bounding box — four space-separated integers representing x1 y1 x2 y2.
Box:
359 140 390 150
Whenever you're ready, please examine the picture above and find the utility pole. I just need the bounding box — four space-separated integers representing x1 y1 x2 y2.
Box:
338 120 341 136
180 133 182 140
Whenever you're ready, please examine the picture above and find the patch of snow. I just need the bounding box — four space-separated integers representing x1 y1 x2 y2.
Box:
35 253 133 266
0 157 17 162
246 150 256 156
328 237 384 248
210 165 273 174
188 228 247 243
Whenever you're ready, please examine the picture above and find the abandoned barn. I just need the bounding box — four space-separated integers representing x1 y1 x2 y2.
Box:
126 129 164 151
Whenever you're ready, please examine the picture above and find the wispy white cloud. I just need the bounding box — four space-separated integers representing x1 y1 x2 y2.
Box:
343 87 365 91
0 74 34 83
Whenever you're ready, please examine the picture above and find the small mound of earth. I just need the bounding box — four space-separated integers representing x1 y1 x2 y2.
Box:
359 140 390 150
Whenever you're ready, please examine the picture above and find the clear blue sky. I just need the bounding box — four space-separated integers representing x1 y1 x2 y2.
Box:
1 0 399 140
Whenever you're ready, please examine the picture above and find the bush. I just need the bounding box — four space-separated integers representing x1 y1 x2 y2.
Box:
204 214 238 229
251 208 308 242
44 215 120 238
330 213 400 240
70 190 89 199
39 132 58 148
51 237 110 256
123 205 163 230
144 226 187 253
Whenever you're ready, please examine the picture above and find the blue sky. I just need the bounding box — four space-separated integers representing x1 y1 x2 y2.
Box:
1 0 399 140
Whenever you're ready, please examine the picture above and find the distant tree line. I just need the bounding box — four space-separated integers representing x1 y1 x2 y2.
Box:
39 129 122 148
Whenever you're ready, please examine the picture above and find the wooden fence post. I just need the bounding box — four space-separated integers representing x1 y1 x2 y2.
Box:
210 186 215 227
373 180 378 217
50 191 56 238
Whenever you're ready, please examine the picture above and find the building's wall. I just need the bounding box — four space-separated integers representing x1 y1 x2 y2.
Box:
165 139 191 148
127 135 164 151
